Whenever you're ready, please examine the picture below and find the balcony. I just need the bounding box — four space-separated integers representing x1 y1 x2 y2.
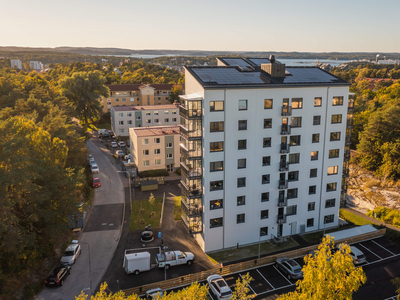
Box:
278 197 288 207
180 144 202 159
345 135 351 145
279 162 289 172
346 119 354 129
278 179 288 189
180 162 202 179
181 214 202 234
180 180 202 199
342 169 349 178
281 105 292 116
179 104 202 119
344 150 350 161
277 215 287 224
280 143 290 154
281 124 291 135
181 197 202 217
348 100 355 112
180 125 202 140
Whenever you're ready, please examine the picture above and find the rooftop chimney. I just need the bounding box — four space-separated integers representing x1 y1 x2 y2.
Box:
261 55 286 78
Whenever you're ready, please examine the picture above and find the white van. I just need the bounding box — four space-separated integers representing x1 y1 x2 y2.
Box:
124 252 151 275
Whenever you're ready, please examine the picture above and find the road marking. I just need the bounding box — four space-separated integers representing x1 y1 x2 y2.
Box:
371 239 395 256
256 269 276 290
273 265 293 285
358 243 382 260
102 223 107 225
109 223 114 226
239 273 256 295
256 283 295 296
362 253 400 267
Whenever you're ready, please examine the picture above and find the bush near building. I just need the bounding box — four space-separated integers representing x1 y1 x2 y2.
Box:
139 169 169 178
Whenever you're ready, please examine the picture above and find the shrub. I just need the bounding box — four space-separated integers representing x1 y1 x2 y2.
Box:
139 169 169 178
176 167 181 175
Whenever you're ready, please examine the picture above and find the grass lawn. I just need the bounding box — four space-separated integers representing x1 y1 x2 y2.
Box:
208 237 299 264
339 209 377 226
174 196 182 220
130 197 163 231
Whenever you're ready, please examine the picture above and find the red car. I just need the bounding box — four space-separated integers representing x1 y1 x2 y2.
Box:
92 177 101 188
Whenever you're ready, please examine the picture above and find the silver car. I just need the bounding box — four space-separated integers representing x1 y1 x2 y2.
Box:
91 164 99 173
275 257 303 280
349 246 367 265
145 288 164 300
61 243 81 265
207 274 232 300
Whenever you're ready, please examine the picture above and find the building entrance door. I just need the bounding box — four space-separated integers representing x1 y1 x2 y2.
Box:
277 224 283 237
166 164 173 172
291 222 297 235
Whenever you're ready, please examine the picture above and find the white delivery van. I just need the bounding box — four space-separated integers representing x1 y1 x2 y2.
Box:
124 251 151 275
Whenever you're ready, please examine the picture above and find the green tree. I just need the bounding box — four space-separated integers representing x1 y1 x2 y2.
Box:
170 84 184 103
392 277 400 300
278 236 366 300
232 273 255 300
149 193 155 207
59 70 110 126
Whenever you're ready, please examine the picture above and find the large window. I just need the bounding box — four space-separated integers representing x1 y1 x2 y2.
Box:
314 97 322 107
311 151 318 161
238 120 247 130
263 137 272 148
289 153 300 164
210 122 224 132
325 198 336 208
288 171 299 182
261 210 269 219
309 185 316 195
326 182 337 192
287 188 298 199
312 133 320 143
291 117 302 128
210 217 223 228
210 199 223 210
313 116 321 125
332 96 343 106
308 202 315 211
264 118 272 128
328 166 338 175
286 205 297 216
292 98 303 109
310 168 317 178
238 159 246 169
331 114 342 124
329 149 340 158
237 214 245 224
290 135 301 146
210 141 224 152
264 99 273 109
237 196 245 206
210 180 223 191
262 174 270 184
324 215 334 224
210 161 224 172
262 156 271 166
238 140 247 150
239 100 248 110
237 177 246 188
210 101 224 111
330 132 341 141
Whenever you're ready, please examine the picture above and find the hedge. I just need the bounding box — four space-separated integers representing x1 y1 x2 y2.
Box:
176 167 181 175
139 169 169 178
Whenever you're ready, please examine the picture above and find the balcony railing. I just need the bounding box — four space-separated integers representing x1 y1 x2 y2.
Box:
281 105 292 116
180 125 202 140
280 143 290 154
348 100 355 112
180 145 202 159
180 162 202 179
278 179 288 189
180 180 202 198
342 169 349 178
281 124 291 135
181 215 202 234
345 135 351 145
277 215 287 224
179 105 202 119
346 119 354 129
344 150 350 161
278 197 288 207
279 162 289 172
181 199 202 217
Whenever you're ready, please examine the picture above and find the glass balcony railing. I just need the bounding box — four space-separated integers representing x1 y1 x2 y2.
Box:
281 105 292 116
279 162 289 172
181 213 202 234
180 180 202 198
277 215 287 224
181 162 202 178
180 144 202 159
280 143 290 154
179 104 202 119
278 179 288 189
278 197 288 207
344 150 350 161
281 124 291 135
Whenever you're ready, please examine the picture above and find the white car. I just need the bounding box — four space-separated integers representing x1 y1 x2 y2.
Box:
119 141 126 147
111 141 118 148
61 243 81 265
349 246 367 265
87 154 93 161
91 164 99 173
116 150 125 158
145 288 164 300
207 274 232 300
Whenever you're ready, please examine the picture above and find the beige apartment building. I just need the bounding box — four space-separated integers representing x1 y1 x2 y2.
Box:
129 126 180 173
102 83 175 113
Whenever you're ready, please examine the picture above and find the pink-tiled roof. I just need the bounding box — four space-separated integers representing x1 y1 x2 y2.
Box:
133 126 180 137
113 104 179 111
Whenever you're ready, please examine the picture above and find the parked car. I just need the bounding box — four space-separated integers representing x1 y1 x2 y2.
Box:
45 265 71 287
119 141 126 147
91 164 100 174
111 141 118 148
92 177 101 188
275 257 303 280
88 157 95 165
61 243 81 265
145 288 164 300
207 274 233 300
87 154 93 161
349 246 366 265
89 161 97 167
116 150 125 158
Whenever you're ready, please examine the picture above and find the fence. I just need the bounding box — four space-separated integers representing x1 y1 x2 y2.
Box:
134 177 165 187
123 228 386 296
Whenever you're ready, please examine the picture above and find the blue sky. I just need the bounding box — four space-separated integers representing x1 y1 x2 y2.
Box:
1 0 399 52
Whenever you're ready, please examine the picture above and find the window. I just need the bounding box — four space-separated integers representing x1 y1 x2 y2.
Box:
166 153 173 159
314 97 322 107
128 120 132 125
237 214 245 224
261 210 269 219
329 149 340 158
164 118 169 122
119 121 124 125
289 153 300 164
308 202 315 211
143 139 149 145
130 98 134 102
238 120 247 130
330 132 341 141
328 166 338 175
313 116 321 125
290 135 300 146
154 138 160 144
326 182 337 192
239 100 248 110
237 177 246 188
324 215 334 224
312 133 320 143
311 151 318 161
210 217 223 228
166 143 173 148
307 218 314 227
164 111 169 114
288 171 299 182
332 96 343 106
210 101 224 111
210 180 223 191
262 156 271 166
238 140 246 150
287 188 298 199
119 129 124 133
309 185 316 195
143 150 149 156
115 98 119 102
325 198 336 208
118 113 123 117
237 196 245 206
210 199 223 210
146 119 151 124
237 159 246 169
263 137 271 147
210 141 224 152
291 117 302 128
143 160 150 167
158 97 161 101
137 116 141 120
154 149 161 155
146 112 151 116
310 168 317 178
262 174 270 184
154 111 159 116
154 119 159 123
127 112 132 117
122 98 127 102
172 110 177 115
292 98 303 109
331 114 342 124
210 161 224 172
172 118 177 122
260 227 268 236
264 118 272 128
261 192 269 202
210 122 224 132
264 99 273 109
155 159 161 165
286 205 297 216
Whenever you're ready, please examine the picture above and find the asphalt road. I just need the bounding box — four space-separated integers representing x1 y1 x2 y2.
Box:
35 140 125 300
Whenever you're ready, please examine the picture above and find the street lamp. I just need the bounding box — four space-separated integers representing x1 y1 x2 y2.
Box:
77 241 92 296
117 171 132 211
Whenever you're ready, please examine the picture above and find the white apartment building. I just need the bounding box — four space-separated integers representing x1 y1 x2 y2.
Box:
179 57 352 252
30 61 44 70
111 104 180 136
10 59 22 69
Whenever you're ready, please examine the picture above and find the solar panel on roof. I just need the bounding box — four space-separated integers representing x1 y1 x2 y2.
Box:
283 68 338 83
247 58 270 65
221 58 251 67
193 68 264 85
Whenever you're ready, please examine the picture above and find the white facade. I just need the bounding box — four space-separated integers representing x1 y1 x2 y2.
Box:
10 59 22 69
30 61 44 70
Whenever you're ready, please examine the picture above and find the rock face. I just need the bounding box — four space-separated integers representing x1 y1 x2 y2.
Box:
346 163 400 210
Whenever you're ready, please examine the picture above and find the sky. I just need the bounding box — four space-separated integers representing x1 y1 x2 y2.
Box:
1 0 399 53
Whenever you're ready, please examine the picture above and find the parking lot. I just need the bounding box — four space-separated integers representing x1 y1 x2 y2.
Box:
154 237 400 300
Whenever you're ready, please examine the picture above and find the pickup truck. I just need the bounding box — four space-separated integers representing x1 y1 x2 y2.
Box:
156 250 194 269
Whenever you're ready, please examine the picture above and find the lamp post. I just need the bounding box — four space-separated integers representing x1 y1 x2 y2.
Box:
79 241 92 296
117 171 132 211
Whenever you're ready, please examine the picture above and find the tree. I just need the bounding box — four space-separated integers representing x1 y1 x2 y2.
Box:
278 236 366 300
392 277 400 300
232 273 255 300
59 70 110 126
170 84 184 103
149 193 155 207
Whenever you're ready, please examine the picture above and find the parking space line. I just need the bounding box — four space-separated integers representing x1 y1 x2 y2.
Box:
256 269 276 290
202 283 214 300
371 239 395 256
362 253 400 267
239 273 256 295
358 243 382 259
273 265 293 285
256 283 295 296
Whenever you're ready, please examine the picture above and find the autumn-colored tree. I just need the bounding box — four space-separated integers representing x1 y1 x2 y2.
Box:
149 193 155 207
278 236 366 300
169 84 184 103
392 277 400 300
232 273 255 300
